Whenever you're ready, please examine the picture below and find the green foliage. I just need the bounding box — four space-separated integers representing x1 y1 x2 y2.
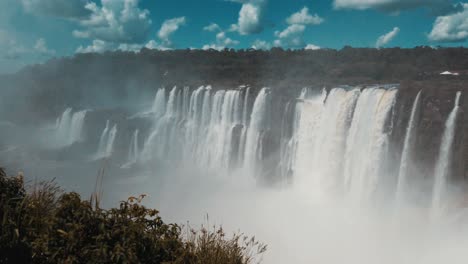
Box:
183 225 266 264
0 168 265 264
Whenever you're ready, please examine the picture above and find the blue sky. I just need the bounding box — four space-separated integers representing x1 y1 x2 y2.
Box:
0 0 467 73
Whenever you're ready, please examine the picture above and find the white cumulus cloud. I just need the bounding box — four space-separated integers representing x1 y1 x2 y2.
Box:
202 22 239 50
428 3 468 42
275 24 306 39
333 0 458 14
158 17 186 46
203 23 222 32
286 7 324 25
305 44 320 50
251 39 271 50
34 38 55 55
273 6 323 49
74 0 152 44
76 39 114 53
202 44 225 50
375 27 400 48
230 0 267 35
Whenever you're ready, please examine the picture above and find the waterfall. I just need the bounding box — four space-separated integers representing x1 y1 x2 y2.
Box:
395 91 422 207
243 88 270 173
288 87 397 202
152 88 166 117
293 88 362 196
141 86 248 171
237 86 250 166
279 88 310 181
95 121 118 159
122 129 139 168
431 91 462 219
56 108 72 142
106 125 118 157
55 108 87 147
343 88 397 203
138 85 407 201
96 120 110 157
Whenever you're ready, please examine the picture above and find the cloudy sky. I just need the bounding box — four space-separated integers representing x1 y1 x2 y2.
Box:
1 0 467 73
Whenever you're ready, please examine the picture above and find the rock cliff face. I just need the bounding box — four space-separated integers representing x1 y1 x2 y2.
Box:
1 47 468 121
395 81 467 184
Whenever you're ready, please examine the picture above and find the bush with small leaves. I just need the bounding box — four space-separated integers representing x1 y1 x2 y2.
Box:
0 168 266 264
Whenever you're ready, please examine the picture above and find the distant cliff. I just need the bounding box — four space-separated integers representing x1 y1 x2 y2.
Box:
1 47 468 122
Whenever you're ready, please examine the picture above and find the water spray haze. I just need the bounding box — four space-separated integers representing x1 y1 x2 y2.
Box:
1 82 468 264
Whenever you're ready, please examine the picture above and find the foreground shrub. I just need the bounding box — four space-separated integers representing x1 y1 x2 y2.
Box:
0 168 265 263
184 225 266 264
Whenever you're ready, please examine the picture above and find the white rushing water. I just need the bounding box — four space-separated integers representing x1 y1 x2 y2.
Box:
137 85 412 205
55 108 87 147
124 85 465 217
288 87 397 203
431 91 462 220
122 129 139 168
137 86 406 202
94 120 118 159
344 88 398 204
141 85 251 170
243 87 270 173
395 90 422 208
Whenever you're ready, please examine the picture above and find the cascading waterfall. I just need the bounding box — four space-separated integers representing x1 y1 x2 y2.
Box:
140 86 402 196
279 87 309 181
55 108 87 147
243 88 270 173
136 85 463 213
122 129 139 168
140 85 249 170
96 120 110 157
237 86 250 166
308 88 360 194
292 88 327 190
343 88 397 204
56 108 72 141
288 87 397 202
105 124 118 157
395 91 422 207
95 121 118 159
152 88 167 117
431 91 462 219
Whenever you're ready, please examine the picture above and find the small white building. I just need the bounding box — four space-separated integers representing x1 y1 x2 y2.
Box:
440 71 460 76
